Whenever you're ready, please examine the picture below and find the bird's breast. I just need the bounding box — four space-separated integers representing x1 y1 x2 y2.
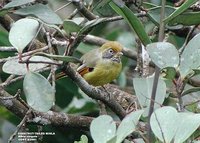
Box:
82 62 122 86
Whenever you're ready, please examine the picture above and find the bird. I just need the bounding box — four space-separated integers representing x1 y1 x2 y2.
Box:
76 41 123 86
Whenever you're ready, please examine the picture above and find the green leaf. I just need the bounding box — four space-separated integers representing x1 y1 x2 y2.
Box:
23 71 55 112
3 0 35 9
116 110 144 143
164 0 199 23
74 135 88 143
179 33 200 78
2 56 53 75
35 52 81 63
9 18 39 53
161 67 177 80
15 4 62 24
79 18 108 35
0 28 11 46
147 6 175 26
94 1 115 17
107 136 117 143
182 87 200 96
43 23 65 36
0 9 9 16
150 107 178 143
146 42 179 69
168 11 200 26
96 0 112 9
112 0 125 7
143 2 158 9
90 115 116 143
174 113 200 143
133 76 166 116
150 107 200 143
110 1 151 46
63 18 85 35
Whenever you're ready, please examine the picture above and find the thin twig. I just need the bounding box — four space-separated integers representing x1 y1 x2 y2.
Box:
179 25 197 54
8 109 32 143
51 38 68 46
147 0 166 142
54 1 72 12
175 77 186 111
184 99 200 107
19 60 61 66
1 67 51 88
0 89 20 100
72 0 97 20
0 46 16 51
0 75 15 87
68 8 78 19
0 46 49 64
46 31 56 93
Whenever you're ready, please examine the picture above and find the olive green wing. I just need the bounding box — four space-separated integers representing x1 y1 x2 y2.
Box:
77 48 101 76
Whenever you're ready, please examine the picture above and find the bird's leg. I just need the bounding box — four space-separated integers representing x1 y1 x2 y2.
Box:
97 100 107 115
126 100 138 114
97 85 113 115
101 85 112 101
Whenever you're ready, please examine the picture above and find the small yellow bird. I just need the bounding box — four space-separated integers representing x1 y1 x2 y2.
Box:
77 41 123 86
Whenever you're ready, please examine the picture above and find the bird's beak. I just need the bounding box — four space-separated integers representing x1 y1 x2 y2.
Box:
118 52 123 56
111 52 123 63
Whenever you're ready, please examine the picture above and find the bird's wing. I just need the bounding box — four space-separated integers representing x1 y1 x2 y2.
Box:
77 49 101 76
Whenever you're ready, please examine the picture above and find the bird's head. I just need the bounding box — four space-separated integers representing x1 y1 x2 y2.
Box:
100 41 123 63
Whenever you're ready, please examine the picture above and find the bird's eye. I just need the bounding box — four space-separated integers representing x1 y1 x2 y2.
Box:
108 49 114 54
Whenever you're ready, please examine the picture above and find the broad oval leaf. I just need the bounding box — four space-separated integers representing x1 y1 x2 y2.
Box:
23 71 55 112
3 0 34 9
74 135 88 143
14 4 62 24
2 56 52 75
116 110 144 143
179 33 200 78
90 115 116 143
174 113 200 143
150 106 178 143
9 18 39 53
63 18 85 35
146 42 179 69
133 76 166 116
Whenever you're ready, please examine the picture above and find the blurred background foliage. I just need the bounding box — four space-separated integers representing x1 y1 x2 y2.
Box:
0 0 200 142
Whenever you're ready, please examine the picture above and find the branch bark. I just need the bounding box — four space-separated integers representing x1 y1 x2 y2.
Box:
0 87 93 129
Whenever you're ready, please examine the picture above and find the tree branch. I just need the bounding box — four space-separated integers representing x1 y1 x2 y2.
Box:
83 34 138 60
0 87 93 129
